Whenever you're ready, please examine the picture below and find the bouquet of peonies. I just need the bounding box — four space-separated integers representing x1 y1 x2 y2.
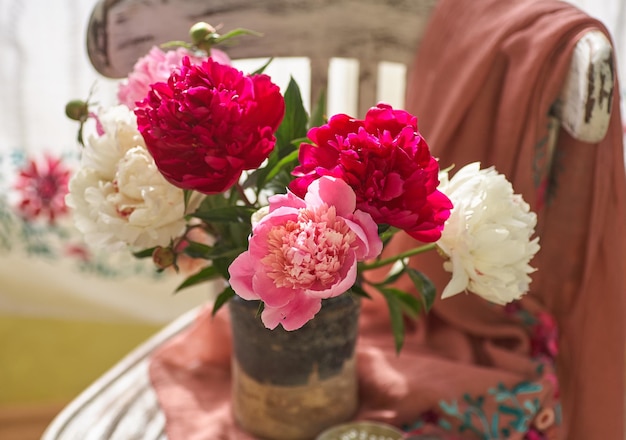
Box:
65 23 540 351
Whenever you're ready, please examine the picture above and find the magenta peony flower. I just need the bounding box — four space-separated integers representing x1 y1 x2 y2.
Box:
228 176 382 330
290 103 452 242
135 57 285 194
117 46 231 108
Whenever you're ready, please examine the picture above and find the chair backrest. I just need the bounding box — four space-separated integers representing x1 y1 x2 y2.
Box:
87 0 438 118
86 0 613 142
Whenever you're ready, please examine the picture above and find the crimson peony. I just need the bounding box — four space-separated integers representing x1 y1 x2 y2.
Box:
290 103 452 242
135 57 285 194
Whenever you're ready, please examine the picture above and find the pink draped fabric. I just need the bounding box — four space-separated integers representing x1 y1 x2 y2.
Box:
400 0 626 438
148 0 626 438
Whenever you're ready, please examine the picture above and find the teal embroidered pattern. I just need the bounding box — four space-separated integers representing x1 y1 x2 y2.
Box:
437 382 541 439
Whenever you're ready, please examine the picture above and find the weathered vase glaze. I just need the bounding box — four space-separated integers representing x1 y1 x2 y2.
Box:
229 294 361 440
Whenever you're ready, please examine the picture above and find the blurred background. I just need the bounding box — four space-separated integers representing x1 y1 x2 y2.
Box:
0 0 624 438
0 1 212 437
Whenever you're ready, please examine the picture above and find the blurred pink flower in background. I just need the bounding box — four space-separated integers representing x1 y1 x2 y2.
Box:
13 154 71 224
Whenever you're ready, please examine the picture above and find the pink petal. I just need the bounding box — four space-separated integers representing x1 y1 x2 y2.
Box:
253 270 295 308
228 252 260 301
305 176 356 215
254 207 299 229
208 48 231 66
307 252 358 299
261 294 322 330
268 191 306 211
344 210 383 260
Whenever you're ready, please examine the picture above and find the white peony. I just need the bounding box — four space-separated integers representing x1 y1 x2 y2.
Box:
81 105 147 180
436 162 540 305
66 106 189 251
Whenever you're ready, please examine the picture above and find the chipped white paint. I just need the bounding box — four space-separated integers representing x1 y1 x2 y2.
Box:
553 30 614 143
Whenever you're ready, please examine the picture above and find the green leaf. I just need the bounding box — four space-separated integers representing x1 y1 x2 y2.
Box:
275 77 309 154
348 283 372 299
181 241 212 259
197 193 231 210
378 287 405 354
228 222 252 249
380 287 423 319
183 189 194 211
227 185 243 205
132 247 156 259
290 136 311 146
160 41 192 50
212 256 235 280
377 223 392 235
256 301 265 318
212 286 235 316
182 241 245 261
262 149 300 183
213 28 262 45
251 57 273 75
372 263 405 286
406 267 436 312
175 265 220 292
190 206 256 223
244 148 278 191
265 171 296 194
249 142 301 196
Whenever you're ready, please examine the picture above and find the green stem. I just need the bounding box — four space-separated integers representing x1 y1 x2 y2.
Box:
196 41 212 55
379 226 400 242
359 243 437 271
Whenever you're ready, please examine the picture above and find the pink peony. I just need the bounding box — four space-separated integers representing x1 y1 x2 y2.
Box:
117 46 230 108
228 176 382 330
290 103 452 242
135 57 285 194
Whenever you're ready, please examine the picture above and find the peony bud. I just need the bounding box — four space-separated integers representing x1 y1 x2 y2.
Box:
152 246 176 269
65 99 89 122
189 22 218 48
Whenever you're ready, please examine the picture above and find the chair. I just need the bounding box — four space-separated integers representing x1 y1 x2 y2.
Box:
84 0 612 136
43 0 615 438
